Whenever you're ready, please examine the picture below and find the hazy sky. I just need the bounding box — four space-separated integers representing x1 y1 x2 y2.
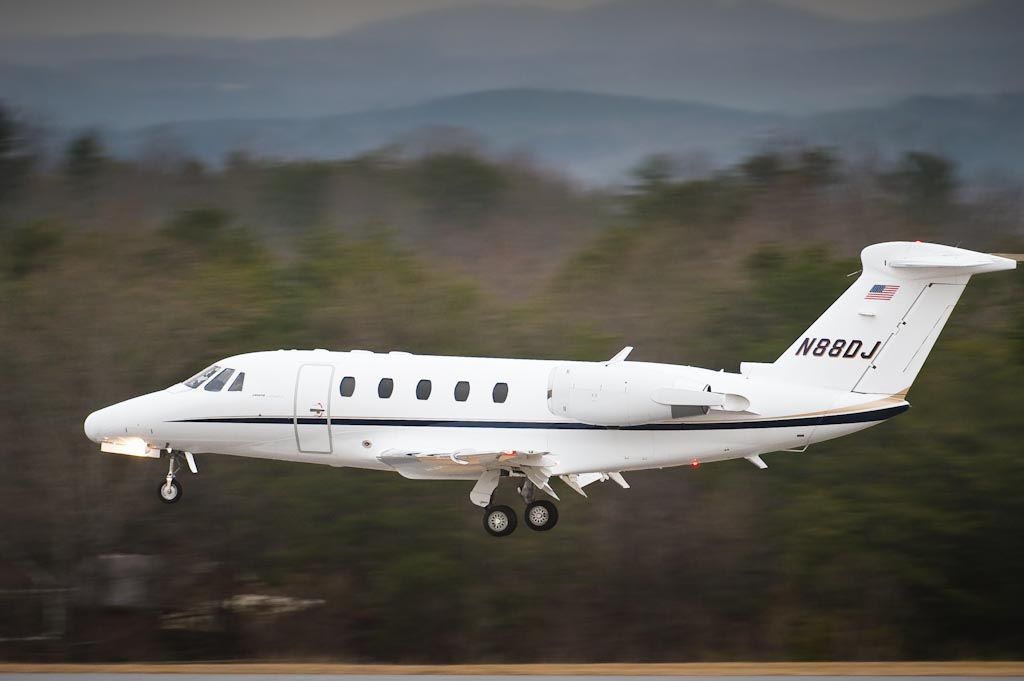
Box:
0 0 983 38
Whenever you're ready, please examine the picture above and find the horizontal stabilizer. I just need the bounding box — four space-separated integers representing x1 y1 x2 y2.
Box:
886 250 1016 273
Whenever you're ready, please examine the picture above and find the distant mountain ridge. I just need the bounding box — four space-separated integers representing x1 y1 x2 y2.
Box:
101 88 1024 184
1 0 1022 127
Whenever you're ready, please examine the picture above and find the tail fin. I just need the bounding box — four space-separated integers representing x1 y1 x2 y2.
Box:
769 242 1016 394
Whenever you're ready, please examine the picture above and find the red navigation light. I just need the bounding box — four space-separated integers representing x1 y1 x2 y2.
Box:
690 459 701 469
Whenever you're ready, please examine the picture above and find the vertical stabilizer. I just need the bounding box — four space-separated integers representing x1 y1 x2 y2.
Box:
769 242 1015 395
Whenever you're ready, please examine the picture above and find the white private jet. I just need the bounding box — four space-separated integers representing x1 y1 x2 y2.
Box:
85 242 1018 536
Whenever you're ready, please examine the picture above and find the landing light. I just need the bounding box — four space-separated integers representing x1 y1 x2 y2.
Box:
101 437 160 458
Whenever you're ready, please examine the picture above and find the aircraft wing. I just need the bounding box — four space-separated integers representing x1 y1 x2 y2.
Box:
378 448 556 474
379 448 634 507
379 448 560 505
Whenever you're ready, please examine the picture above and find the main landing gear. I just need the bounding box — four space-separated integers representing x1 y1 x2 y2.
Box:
524 500 558 532
480 478 560 537
159 450 197 504
483 505 517 537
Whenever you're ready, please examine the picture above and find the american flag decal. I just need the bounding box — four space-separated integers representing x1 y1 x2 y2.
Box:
866 284 899 300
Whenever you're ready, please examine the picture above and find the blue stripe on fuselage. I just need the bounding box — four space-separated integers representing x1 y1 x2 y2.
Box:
171 403 908 431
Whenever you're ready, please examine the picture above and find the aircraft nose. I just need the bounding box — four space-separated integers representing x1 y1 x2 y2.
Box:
84 408 109 443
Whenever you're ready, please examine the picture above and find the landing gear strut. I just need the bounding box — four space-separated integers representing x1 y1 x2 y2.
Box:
159 450 196 504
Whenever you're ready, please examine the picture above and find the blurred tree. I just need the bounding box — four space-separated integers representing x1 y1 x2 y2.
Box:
262 163 331 231
741 151 785 186
0 101 36 212
882 151 958 223
415 153 505 224
3 220 64 279
179 158 207 183
162 207 232 245
63 130 107 190
795 147 840 188
630 154 676 194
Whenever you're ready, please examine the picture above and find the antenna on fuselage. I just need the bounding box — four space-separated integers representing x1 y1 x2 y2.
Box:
607 346 633 364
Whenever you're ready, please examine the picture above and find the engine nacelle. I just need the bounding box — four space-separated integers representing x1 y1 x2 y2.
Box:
547 362 749 427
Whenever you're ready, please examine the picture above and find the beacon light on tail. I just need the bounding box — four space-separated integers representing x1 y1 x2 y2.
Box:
85 242 1018 537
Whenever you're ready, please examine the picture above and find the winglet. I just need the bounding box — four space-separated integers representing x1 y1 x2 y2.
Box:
608 346 633 363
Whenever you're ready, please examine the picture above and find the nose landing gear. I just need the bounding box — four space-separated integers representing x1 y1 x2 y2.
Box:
158 450 196 504
159 478 182 503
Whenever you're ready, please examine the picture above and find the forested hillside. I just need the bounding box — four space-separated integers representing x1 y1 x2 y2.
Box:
2 106 1023 662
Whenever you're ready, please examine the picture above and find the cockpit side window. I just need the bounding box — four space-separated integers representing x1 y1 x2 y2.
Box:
227 372 245 392
204 367 235 392
184 365 221 389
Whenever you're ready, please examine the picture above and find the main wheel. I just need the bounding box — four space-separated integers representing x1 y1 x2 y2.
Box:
524 500 558 531
159 479 182 504
483 505 517 537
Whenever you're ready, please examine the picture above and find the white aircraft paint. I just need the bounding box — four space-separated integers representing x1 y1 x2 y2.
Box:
83 242 1019 536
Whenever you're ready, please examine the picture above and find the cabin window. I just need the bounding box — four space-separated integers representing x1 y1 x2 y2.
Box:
204 367 234 392
228 372 245 392
492 382 509 403
378 378 394 398
339 376 356 397
454 381 470 402
416 379 432 400
184 365 220 389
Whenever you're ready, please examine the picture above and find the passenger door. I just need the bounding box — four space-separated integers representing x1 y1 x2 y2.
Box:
294 364 334 453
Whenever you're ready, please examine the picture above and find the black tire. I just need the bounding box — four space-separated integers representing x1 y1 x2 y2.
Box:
524 500 558 531
482 505 517 537
159 479 182 504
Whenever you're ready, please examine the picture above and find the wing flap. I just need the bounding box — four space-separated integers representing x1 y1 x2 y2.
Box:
379 448 554 479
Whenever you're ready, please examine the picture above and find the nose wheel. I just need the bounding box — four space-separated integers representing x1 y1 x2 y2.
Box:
158 451 195 504
159 478 182 503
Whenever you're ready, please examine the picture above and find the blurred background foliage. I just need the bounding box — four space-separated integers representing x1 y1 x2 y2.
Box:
1 102 1023 663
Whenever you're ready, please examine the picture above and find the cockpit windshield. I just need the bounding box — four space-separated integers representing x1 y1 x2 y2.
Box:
183 365 247 391
204 368 235 392
184 365 221 388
